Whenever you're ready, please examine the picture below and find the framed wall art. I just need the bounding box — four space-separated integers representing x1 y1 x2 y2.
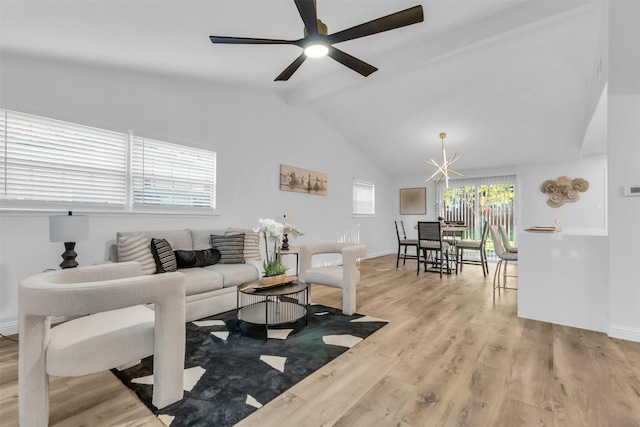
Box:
280 164 327 196
400 187 426 215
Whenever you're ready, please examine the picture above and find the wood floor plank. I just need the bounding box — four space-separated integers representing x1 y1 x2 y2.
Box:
441 318 524 426
2 254 640 426
331 375 416 426
398 323 494 426
495 398 554 427
552 327 640 427
507 329 554 412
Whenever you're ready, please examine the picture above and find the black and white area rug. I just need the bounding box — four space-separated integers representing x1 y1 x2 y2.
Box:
112 304 388 427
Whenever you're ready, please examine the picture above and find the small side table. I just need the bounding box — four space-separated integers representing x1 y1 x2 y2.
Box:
279 246 299 275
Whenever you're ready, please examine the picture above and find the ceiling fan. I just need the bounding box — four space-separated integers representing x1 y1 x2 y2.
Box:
209 0 424 81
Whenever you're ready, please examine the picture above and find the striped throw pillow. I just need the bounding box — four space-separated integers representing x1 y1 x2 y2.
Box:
210 234 245 264
151 238 178 273
117 232 156 275
226 228 261 261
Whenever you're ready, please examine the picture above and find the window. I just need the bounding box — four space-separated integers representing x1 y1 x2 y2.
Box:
436 175 516 259
0 109 127 210
131 136 216 211
0 109 216 212
353 179 375 216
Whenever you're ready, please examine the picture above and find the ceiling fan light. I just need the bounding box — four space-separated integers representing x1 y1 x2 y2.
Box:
304 44 329 58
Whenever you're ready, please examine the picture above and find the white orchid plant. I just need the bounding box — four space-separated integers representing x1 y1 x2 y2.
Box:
253 218 304 277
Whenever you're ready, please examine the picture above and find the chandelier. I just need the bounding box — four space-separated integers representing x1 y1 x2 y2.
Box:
425 132 462 187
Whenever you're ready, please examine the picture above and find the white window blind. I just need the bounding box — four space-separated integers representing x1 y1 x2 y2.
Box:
0 108 217 213
353 179 375 216
131 136 216 210
437 175 516 259
0 109 127 209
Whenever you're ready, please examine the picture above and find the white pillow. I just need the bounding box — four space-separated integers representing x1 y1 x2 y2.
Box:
117 232 156 275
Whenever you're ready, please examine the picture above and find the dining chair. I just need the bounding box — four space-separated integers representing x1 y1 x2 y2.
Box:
417 221 451 278
395 220 418 268
498 224 518 253
488 225 518 302
456 221 489 277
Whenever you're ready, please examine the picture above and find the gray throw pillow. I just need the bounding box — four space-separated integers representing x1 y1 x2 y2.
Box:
210 234 245 264
226 228 261 261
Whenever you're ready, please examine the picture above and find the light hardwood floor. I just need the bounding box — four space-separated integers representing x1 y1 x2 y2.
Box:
2 254 640 426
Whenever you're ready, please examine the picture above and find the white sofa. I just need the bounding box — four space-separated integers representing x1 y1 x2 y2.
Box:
108 228 262 322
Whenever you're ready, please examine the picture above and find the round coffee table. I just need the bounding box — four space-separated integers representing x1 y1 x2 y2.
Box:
236 280 309 339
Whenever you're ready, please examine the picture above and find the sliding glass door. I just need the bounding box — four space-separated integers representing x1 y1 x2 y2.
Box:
436 175 516 260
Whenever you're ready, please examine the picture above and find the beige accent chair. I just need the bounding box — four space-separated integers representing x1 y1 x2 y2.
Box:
19 262 186 427
299 243 367 315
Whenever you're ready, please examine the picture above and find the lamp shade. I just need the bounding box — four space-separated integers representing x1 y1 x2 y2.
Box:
49 213 90 243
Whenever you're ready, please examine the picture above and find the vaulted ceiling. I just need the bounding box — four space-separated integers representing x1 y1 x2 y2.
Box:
0 0 608 177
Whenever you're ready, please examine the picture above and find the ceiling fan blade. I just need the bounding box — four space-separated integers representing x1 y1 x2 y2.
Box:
275 53 307 81
327 5 423 45
209 36 298 45
327 46 378 77
294 0 318 36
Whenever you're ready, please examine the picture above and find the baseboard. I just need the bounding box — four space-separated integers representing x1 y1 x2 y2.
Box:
609 324 640 343
364 250 395 259
0 320 18 337
1 315 70 338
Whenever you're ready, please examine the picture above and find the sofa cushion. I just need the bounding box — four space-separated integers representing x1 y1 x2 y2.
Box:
226 228 261 262
178 268 224 295
47 305 155 377
151 238 178 273
174 249 220 268
145 230 193 251
210 234 245 264
117 232 156 275
304 266 360 289
202 263 258 288
190 229 227 250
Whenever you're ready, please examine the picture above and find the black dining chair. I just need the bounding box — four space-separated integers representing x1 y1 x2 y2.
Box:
395 220 418 268
417 221 451 278
456 221 490 277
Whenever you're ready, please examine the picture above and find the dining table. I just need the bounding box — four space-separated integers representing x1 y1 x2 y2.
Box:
413 223 469 240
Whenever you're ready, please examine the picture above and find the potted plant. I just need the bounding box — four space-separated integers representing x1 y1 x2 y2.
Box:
253 218 303 284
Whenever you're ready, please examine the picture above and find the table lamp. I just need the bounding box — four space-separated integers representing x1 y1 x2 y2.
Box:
49 211 90 269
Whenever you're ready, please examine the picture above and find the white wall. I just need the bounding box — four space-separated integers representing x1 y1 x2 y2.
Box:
391 175 438 240
519 154 607 232
607 0 640 342
0 54 395 333
396 159 608 240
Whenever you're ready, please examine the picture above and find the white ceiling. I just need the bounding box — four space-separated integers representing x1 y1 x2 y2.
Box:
0 0 608 178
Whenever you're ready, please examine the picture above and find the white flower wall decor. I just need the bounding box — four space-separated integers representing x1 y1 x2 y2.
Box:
540 176 589 208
